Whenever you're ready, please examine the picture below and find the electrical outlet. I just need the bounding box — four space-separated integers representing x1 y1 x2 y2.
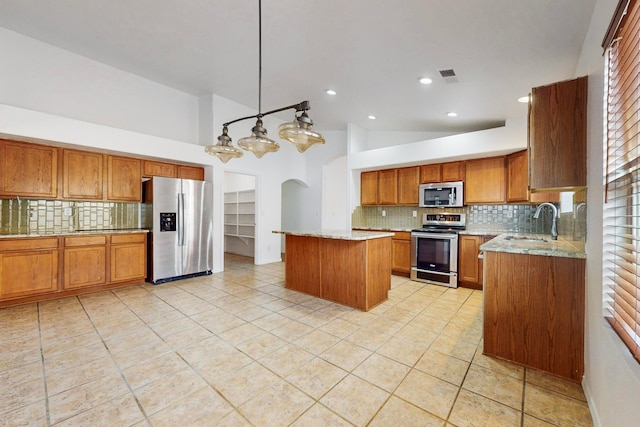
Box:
412 210 417 218
381 210 386 217
63 207 72 217
507 210 513 219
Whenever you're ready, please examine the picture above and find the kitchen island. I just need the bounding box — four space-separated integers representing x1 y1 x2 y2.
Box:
274 230 393 311
480 234 586 381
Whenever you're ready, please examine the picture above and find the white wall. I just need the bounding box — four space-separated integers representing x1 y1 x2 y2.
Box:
576 0 640 425
362 130 459 151
0 28 198 144
322 156 349 230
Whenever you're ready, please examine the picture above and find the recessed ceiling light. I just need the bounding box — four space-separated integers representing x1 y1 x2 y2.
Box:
419 77 433 85
368 115 376 120
326 89 337 96
446 112 458 117
518 95 530 103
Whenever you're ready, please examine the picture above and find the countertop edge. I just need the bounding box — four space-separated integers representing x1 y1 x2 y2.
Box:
0 229 150 239
480 233 586 259
274 230 395 241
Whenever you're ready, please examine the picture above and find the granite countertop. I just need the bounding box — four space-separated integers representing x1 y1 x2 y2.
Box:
0 229 150 239
480 233 586 259
274 229 395 241
352 226 414 232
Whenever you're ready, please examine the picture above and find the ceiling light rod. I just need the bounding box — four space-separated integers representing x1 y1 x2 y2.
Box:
204 0 325 163
222 100 311 128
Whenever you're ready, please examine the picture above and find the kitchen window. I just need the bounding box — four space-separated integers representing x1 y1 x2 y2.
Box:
603 0 640 363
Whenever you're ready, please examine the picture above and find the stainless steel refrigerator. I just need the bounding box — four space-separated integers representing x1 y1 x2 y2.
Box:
148 176 213 284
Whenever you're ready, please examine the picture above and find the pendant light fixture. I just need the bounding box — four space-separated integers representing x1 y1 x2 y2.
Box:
205 0 325 162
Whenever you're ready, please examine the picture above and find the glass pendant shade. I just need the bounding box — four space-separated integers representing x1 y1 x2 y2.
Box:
205 127 244 163
237 119 280 158
278 112 325 153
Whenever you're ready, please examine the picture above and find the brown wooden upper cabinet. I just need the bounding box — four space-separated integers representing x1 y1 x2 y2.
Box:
420 164 441 183
420 161 465 183
143 160 204 180
106 155 142 202
465 156 506 204
62 149 104 200
507 150 559 204
0 140 58 198
143 160 177 178
378 169 398 205
177 165 205 181
397 166 420 205
361 171 379 205
529 76 587 191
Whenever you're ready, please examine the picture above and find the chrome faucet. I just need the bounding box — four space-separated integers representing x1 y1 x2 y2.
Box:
533 202 559 240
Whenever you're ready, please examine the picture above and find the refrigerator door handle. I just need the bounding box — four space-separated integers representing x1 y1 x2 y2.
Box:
178 192 185 246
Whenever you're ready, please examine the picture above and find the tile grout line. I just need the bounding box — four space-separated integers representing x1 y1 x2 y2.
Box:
36 301 52 427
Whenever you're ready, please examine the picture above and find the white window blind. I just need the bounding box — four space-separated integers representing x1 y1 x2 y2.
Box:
603 0 640 363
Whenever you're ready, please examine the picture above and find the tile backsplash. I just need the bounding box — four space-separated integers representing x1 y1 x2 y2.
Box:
352 202 587 241
0 198 150 235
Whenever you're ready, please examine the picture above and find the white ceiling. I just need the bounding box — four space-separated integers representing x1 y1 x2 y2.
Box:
0 0 597 134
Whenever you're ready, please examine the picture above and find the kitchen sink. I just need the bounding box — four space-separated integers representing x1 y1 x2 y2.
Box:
504 236 548 243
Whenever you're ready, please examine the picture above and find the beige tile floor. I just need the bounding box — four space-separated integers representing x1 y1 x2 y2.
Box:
0 254 593 426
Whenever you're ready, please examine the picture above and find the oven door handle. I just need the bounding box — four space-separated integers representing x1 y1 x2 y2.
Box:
411 232 458 240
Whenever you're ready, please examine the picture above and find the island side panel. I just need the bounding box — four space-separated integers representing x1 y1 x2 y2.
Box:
320 239 366 310
365 237 392 310
483 251 585 381
285 235 321 297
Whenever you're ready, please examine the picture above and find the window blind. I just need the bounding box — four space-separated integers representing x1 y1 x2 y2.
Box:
603 0 640 363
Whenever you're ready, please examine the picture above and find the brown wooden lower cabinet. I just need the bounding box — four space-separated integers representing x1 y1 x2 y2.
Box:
284 234 391 311
110 234 146 282
458 234 496 289
391 232 411 277
63 235 107 289
0 232 147 307
0 237 59 299
483 251 585 381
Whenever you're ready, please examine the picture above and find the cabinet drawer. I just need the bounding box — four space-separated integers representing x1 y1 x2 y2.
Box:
0 237 59 252
64 235 107 247
393 231 412 241
111 233 146 244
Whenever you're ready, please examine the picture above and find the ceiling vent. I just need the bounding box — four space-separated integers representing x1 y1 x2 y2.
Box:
439 68 459 83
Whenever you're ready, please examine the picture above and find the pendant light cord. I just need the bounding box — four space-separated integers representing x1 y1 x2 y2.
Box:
258 0 262 116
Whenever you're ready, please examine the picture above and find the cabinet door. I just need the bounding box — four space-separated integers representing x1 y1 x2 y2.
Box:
107 156 142 201
378 169 398 205
0 140 58 198
397 167 420 205
391 238 411 276
459 235 482 285
420 164 441 183
0 250 59 299
529 76 587 190
63 246 106 289
464 156 506 204
143 160 176 178
361 171 379 205
63 149 103 200
441 161 465 182
177 165 205 181
111 242 146 282
506 150 528 202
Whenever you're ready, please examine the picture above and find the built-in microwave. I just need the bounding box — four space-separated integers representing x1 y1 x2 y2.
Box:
419 181 464 208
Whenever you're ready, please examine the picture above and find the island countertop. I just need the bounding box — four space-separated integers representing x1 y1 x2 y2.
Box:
480 233 586 259
273 229 394 241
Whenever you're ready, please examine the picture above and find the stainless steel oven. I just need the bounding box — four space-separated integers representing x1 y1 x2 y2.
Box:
410 213 465 288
